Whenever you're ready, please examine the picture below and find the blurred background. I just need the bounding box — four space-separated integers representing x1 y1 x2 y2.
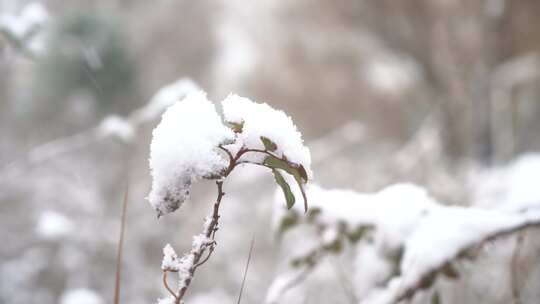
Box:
1 0 540 303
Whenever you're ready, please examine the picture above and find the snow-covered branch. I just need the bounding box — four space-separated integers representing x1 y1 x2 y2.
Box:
149 91 311 302
270 182 540 304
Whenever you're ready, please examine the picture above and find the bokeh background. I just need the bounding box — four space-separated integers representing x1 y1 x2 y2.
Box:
1 0 540 303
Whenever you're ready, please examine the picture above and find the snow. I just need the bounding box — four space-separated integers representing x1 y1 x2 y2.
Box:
473 154 540 212
274 182 540 303
281 184 432 251
192 234 211 251
321 226 339 245
161 244 180 271
98 115 135 142
265 269 306 304
35 210 74 240
176 254 195 291
148 91 234 217
221 94 312 176
160 226 214 294
394 207 531 297
60 288 104 304
354 242 394 297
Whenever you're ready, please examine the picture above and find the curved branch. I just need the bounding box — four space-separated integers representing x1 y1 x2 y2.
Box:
162 271 178 299
218 145 234 164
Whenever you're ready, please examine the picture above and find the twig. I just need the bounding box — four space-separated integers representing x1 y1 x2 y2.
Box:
113 185 129 304
237 235 256 304
195 240 216 267
175 181 226 303
218 145 234 164
162 271 178 299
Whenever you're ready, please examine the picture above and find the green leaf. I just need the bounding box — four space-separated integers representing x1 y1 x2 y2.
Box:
263 156 309 212
272 169 295 209
260 136 277 151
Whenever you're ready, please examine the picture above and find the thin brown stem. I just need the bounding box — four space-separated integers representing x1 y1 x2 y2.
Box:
218 145 234 164
114 186 129 304
237 160 271 169
237 235 255 304
162 271 178 299
176 181 226 303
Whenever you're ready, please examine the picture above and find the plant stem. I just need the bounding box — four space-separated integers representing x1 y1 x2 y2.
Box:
175 181 225 303
167 145 281 303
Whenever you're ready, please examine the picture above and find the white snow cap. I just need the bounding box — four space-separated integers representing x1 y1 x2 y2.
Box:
148 91 234 217
148 91 311 217
221 94 312 177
